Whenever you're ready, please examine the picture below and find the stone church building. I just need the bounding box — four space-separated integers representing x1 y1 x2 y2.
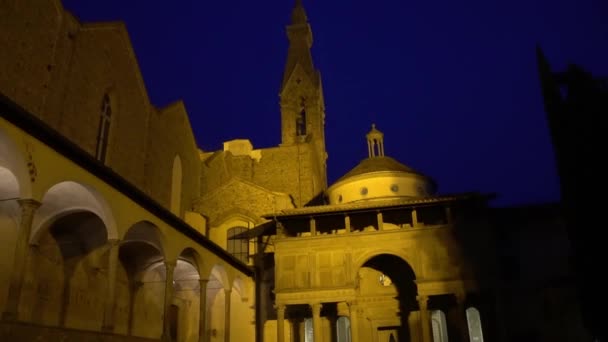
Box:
0 0 591 341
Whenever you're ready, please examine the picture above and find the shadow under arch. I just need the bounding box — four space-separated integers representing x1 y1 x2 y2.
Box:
119 221 166 338
28 210 108 328
360 253 417 342
31 180 118 244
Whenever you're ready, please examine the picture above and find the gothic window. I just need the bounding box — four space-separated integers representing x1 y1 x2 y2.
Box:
466 307 484 342
296 97 307 136
95 93 112 163
227 227 248 263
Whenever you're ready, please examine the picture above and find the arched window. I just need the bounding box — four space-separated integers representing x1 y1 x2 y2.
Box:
170 155 182 215
431 310 449 342
95 93 112 163
336 316 351 342
227 227 248 263
296 97 307 136
466 307 484 342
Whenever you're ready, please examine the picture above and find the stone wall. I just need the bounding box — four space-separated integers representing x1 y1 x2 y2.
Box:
0 0 200 215
144 102 201 215
200 143 323 210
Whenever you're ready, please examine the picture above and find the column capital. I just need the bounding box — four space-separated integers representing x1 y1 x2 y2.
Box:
417 295 429 310
199 278 210 284
106 238 120 248
310 302 323 314
274 303 286 311
17 198 41 211
224 287 232 295
164 260 177 270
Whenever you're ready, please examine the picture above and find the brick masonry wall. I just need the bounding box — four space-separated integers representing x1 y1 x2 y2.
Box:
0 1 201 213
145 102 201 213
200 142 324 211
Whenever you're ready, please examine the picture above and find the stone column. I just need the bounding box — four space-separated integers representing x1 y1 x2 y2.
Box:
128 281 143 335
344 215 351 234
162 260 176 341
2 199 40 321
310 217 317 236
417 295 431 342
348 302 360 342
311 303 323 342
411 209 419 228
224 288 232 342
199 278 209 342
276 304 286 342
377 212 384 230
102 239 120 331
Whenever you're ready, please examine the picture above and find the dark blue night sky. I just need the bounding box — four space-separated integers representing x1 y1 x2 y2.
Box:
62 0 608 207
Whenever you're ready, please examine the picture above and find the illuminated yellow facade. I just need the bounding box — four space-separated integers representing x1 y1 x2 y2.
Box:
1 1 590 342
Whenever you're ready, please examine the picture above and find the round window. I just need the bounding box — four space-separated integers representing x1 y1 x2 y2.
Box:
390 184 399 193
360 187 368 195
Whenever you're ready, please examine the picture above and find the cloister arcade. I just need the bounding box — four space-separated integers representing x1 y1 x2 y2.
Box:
0 115 254 341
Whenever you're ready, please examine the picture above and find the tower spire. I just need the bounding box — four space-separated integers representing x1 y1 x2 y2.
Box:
278 0 328 191
281 0 316 91
292 0 307 24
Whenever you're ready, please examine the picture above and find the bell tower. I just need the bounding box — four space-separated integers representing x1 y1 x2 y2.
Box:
280 0 327 189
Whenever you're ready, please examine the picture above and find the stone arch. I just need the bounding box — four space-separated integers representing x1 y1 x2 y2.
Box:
206 264 230 341
230 276 254 342
30 181 118 244
0 125 32 198
353 249 417 276
212 207 263 227
170 248 203 342
231 276 246 300
122 220 165 255
0 167 20 313
356 252 418 342
208 264 230 291
170 154 182 216
24 210 109 329
118 221 166 338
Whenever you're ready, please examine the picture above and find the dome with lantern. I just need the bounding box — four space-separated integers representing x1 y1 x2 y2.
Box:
326 124 436 205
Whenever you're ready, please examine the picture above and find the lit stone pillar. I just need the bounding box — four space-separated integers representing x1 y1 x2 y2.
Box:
199 278 209 342
411 209 419 228
418 295 431 342
276 304 286 342
224 288 232 342
162 261 176 341
344 215 351 234
311 303 323 342
102 239 120 331
2 199 40 321
310 217 317 236
348 302 360 342
128 281 143 335
377 212 384 230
